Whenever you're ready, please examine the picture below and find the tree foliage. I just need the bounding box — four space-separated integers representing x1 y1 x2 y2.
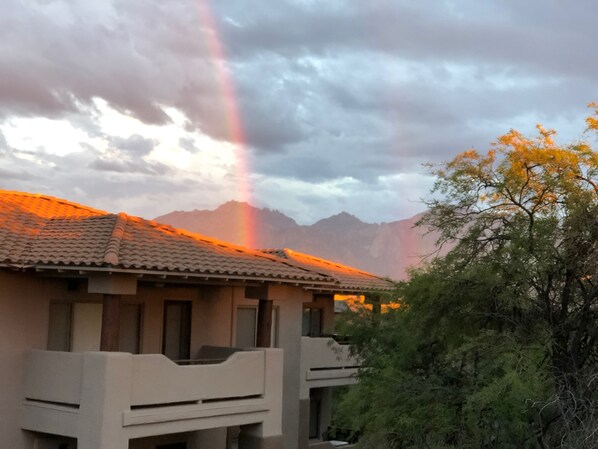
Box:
334 106 598 448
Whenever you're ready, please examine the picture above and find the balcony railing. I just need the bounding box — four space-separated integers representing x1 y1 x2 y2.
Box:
299 337 361 398
21 347 283 448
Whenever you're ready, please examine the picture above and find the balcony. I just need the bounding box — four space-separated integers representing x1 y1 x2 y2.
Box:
299 337 361 397
21 347 283 449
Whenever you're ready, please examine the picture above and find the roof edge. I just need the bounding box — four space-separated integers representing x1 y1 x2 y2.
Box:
0 189 108 215
20 264 339 286
262 247 392 281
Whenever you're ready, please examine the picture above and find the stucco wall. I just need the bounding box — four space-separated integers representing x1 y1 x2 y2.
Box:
268 285 313 449
1 269 322 449
0 271 100 449
0 273 252 449
127 283 243 356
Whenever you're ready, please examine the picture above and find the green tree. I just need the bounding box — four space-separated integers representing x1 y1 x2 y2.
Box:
335 106 598 448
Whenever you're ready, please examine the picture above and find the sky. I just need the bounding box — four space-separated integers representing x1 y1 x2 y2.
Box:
1 0 597 225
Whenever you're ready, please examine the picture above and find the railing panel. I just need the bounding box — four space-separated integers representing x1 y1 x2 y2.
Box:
301 337 359 370
130 350 265 406
23 349 283 444
24 350 83 405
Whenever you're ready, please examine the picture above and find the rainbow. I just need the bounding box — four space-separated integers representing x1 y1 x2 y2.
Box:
195 1 256 248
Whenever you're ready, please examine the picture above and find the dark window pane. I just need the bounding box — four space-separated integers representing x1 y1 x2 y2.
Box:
236 307 257 347
310 309 322 338
302 307 322 337
302 308 311 336
119 303 142 354
162 301 191 360
309 395 321 439
48 303 71 351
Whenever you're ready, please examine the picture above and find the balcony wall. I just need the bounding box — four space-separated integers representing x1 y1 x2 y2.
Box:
21 348 283 449
299 337 361 399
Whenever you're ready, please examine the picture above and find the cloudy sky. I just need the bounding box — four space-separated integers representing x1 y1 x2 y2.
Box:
1 0 597 225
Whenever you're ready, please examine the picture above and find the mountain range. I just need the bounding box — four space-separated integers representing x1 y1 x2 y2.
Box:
155 201 445 280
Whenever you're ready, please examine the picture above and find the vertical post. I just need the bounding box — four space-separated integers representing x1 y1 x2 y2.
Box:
78 352 131 449
100 294 120 351
256 299 273 348
239 349 284 449
367 293 381 315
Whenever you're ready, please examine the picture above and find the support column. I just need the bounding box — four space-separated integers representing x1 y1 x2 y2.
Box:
366 293 381 315
239 348 284 449
256 299 273 348
100 294 120 351
78 352 132 449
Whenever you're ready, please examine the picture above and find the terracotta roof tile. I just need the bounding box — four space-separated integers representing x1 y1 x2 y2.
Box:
261 248 396 292
0 190 395 291
0 190 332 284
113 214 329 280
26 215 117 266
0 190 104 265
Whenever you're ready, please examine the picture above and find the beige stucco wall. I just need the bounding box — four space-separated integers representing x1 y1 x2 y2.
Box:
0 272 250 449
0 271 102 449
138 283 259 354
23 348 284 448
1 268 342 449
267 285 313 449
122 282 241 356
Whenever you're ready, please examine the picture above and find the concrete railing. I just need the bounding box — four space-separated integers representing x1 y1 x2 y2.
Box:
24 350 84 406
130 350 265 406
22 348 284 449
299 337 361 399
301 337 360 371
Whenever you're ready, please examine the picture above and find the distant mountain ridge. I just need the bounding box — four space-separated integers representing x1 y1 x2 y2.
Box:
155 201 445 280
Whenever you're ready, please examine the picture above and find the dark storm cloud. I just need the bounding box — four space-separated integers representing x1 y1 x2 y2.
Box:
73 135 169 176
0 0 218 124
89 158 171 176
0 167 31 180
3 1 596 147
109 134 156 157
214 0 598 162
1 0 597 222
217 0 598 81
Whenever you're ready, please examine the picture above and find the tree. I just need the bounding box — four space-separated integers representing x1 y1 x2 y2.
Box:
335 106 598 448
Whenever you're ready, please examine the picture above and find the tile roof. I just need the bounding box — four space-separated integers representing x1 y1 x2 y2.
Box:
261 248 396 292
0 191 332 284
0 190 105 265
0 190 396 292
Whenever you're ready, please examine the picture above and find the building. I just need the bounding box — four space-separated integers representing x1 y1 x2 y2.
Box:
0 190 395 449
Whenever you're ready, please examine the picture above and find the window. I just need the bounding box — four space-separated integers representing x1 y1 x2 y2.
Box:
71 303 102 352
302 307 322 337
236 307 257 347
47 303 72 351
236 306 279 348
270 306 279 348
48 301 142 353
162 301 192 360
120 303 142 353
309 392 322 439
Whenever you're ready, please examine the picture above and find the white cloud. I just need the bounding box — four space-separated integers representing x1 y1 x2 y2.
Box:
1 116 102 156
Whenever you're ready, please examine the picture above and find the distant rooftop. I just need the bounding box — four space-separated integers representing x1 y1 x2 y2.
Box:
261 248 395 292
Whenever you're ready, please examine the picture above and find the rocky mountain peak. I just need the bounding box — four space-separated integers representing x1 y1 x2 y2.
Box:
155 203 448 280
